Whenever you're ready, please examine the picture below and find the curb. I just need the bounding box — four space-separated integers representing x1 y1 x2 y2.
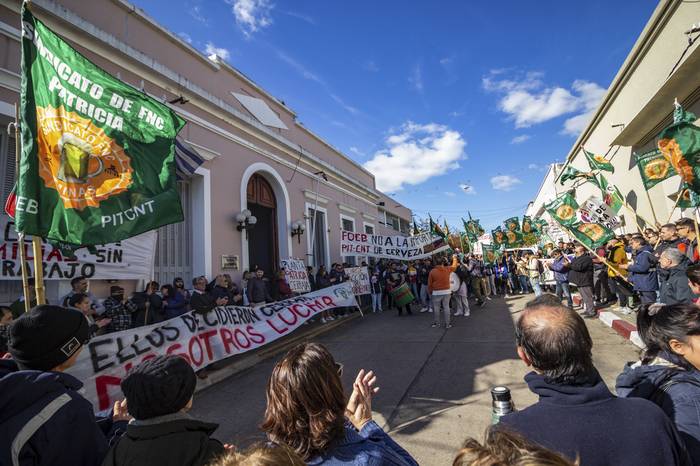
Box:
194 312 362 393
572 293 643 349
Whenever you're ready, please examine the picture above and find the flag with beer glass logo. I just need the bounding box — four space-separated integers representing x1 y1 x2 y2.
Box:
545 193 579 227
16 7 185 245
635 149 677 190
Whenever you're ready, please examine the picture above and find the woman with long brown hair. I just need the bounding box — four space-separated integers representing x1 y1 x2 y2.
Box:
261 342 417 465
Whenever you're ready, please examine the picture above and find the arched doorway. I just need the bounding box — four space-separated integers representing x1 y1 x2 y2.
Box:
247 173 279 275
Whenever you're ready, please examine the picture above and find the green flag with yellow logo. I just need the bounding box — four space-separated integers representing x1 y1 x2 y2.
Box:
635 149 677 190
657 104 700 194
583 148 614 173
16 6 185 245
569 222 615 249
504 217 520 232
491 227 507 248
545 193 579 227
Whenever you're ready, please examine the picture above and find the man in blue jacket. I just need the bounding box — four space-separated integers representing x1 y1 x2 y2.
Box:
620 236 658 305
0 305 130 466
547 249 573 308
500 301 691 466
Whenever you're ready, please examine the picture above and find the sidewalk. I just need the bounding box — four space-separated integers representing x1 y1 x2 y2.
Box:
195 312 361 393
573 294 643 349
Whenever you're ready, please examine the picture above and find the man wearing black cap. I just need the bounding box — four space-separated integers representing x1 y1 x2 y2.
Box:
103 355 225 466
0 305 130 466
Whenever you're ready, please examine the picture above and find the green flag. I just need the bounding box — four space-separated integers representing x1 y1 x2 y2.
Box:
429 215 446 239
504 216 520 232
657 104 700 194
634 149 677 190
560 165 593 185
491 227 507 248
17 7 185 245
412 220 420 235
522 216 534 234
583 148 614 173
569 222 615 249
462 218 475 241
504 230 523 248
669 183 700 209
482 244 498 265
522 232 539 246
545 193 579 227
596 174 624 214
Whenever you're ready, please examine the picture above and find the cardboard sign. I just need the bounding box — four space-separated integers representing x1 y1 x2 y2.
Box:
280 258 311 293
345 266 371 295
578 196 621 230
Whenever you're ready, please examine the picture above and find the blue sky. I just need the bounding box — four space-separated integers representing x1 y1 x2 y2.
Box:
137 0 657 230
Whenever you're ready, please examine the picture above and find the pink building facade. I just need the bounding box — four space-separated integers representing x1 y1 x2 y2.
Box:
0 0 412 302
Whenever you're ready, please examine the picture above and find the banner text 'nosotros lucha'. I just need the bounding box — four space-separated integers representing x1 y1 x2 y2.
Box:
67 283 357 411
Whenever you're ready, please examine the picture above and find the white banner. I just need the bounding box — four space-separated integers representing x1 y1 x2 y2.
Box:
346 266 371 295
279 258 311 293
67 283 356 410
0 215 155 280
340 230 449 260
577 196 621 230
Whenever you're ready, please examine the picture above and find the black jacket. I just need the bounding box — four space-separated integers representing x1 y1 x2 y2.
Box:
659 261 696 305
567 254 594 287
130 292 164 326
190 290 217 315
501 370 691 466
0 360 125 466
102 413 224 466
247 277 271 304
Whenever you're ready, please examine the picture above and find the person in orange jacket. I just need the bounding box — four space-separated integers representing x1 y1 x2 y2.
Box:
428 254 459 329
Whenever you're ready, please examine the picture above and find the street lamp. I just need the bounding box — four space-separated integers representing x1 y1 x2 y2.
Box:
235 209 257 239
291 219 306 243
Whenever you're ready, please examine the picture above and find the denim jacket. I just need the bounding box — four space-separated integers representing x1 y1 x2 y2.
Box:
307 421 418 466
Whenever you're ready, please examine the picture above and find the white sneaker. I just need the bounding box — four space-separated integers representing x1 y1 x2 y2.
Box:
619 306 633 315
321 318 327 323
454 311 463 316
420 307 429 313
486 296 492 301
327 316 335 321
428 309 433 313
464 311 470 317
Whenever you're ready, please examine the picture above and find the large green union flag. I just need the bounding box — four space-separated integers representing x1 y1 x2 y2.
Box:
570 222 615 249
16 7 185 245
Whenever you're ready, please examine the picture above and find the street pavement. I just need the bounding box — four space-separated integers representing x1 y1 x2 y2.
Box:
191 293 640 464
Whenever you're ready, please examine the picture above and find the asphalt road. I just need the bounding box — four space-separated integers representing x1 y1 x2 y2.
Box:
191 294 640 465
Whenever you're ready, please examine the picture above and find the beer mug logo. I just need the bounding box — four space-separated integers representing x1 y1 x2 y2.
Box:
57 133 104 183
37 106 133 210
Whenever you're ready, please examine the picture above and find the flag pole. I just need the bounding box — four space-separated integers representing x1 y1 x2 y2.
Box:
9 105 31 313
665 192 683 225
644 188 660 227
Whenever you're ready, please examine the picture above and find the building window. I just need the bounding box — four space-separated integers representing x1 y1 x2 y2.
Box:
399 218 410 235
386 213 400 231
307 206 329 268
0 126 20 305
340 215 356 266
364 223 375 266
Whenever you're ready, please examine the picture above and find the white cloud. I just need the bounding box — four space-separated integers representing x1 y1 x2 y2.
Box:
439 57 453 66
444 191 457 197
330 93 359 115
459 183 476 195
363 60 379 72
511 134 531 144
276 50 324 84
528 163 539 170
409 64 424 92
283 11 315 25
449 111 464 117
178 32 193 44
363 122 467 192
349 146 365 156
490 175 522 191
205 42 230 61
483 70 606 134
189 5 207 24
227 0 273 37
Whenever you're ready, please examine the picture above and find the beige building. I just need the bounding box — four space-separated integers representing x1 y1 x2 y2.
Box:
0 0 411 303
537 0 700 232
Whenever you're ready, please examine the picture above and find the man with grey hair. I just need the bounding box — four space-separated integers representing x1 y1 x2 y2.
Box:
659 247 696 305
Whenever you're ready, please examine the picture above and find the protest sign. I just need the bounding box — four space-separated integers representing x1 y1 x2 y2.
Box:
280 258 311 293
340 230 449 260
67 283 357 410
577 196 621 230
345 266 371 295
0 215 155 280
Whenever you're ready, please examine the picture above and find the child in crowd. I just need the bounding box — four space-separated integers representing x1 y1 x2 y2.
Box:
103 355 226 466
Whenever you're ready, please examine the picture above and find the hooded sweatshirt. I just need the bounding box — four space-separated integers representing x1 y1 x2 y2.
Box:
0 359 125 466
627 244 658 292
616 357 700 462
500 370 691 466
